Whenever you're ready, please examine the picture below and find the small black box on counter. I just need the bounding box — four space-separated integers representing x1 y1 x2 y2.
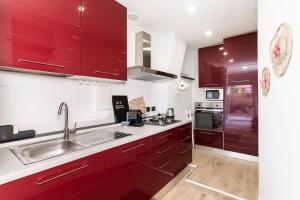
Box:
0 125 35 143
0 125 14 142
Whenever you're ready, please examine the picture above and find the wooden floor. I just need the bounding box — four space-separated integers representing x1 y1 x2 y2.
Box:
159 149 258 200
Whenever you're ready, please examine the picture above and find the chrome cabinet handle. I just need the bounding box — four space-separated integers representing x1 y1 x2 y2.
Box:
179 136 191 142
180 146 192 154
120 144 144 154
157 132 173 139
231 80 250 83
199 131 216 135
18 59 65 69
157 146 172 154
36 164 88 186
158 159 173 169
94 71 120 76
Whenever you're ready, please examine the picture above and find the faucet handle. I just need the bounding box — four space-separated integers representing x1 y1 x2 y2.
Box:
70 122 77 134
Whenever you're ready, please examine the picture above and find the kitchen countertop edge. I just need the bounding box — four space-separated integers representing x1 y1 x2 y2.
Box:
0 119 192 185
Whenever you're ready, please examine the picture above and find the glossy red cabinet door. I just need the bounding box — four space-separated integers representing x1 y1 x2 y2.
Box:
104 137 154 200
0 0 81 75
81 0 127 81
224 32 258 156
194 129 223 149
198 45 225 87
0 152 106 200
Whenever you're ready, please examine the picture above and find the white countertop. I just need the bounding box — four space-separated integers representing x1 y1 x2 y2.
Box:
0 119 192 185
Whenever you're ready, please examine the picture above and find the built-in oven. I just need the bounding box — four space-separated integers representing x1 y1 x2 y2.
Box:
194 102 223 131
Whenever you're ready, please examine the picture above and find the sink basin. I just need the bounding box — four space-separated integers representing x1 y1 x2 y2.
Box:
11 139 84 165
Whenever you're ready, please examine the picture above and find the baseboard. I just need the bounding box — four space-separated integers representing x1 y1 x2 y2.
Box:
194 145 259 163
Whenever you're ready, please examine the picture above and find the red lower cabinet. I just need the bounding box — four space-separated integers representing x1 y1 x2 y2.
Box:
194 129 223 149
0 152 106 200
0 124 192 200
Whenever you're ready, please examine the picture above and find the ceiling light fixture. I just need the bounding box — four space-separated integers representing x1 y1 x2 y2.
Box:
223 52 228 56
127 13 139 21
242 66 248 70
228 59 234 63
219 47 224 51
186 5 196 14
204 30 213 37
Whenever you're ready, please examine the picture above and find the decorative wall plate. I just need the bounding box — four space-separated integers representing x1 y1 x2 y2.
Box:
260 67 270 96
270 23 293 77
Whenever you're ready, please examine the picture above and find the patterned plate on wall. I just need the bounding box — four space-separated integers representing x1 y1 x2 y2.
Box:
270 23 293 77
260 67 271 96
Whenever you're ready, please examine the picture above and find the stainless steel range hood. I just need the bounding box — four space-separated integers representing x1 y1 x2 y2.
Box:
128 31 177 81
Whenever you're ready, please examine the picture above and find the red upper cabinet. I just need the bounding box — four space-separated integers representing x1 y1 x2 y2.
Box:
224 32 258 86
198 45 225 88
81 0 127 81
0 0 81 75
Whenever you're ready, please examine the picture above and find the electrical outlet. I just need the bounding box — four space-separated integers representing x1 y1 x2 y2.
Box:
151 106 156 112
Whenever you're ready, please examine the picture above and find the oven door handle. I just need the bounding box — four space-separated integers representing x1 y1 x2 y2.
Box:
195 109 223 113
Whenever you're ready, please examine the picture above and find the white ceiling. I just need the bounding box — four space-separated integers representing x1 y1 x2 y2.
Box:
116 0 257 50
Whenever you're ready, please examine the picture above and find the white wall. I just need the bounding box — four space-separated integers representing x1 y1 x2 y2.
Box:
258 0 300 199
0 71 115 134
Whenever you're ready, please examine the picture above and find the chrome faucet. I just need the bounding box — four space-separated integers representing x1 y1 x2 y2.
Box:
58 102 76 140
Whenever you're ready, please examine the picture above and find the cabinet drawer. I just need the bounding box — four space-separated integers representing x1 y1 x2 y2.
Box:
0 152 105 200
224 143 258 156
194 130 223 149
224 132 258 144
177 123 192 144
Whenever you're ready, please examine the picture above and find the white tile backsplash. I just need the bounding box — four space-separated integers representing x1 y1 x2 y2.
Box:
0 71 115 134
0 71 173 135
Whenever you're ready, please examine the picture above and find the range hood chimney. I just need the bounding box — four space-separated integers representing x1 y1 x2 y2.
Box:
128 31 177 81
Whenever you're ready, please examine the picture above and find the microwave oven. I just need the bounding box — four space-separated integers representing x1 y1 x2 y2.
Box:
205 89 223 101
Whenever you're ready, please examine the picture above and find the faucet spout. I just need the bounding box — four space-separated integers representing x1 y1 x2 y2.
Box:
58 102 70 140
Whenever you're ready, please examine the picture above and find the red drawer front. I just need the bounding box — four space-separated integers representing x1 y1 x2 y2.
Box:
176 123 192 144
224 142 258 156
0 152 105 200
194 130 223 149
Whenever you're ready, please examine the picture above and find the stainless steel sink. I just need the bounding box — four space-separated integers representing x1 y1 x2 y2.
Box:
11 139 85 165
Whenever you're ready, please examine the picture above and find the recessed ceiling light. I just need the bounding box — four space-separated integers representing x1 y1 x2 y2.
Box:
219 47 224 51
223 52 228 56
228 59 234 63
187 5 196 14
204 30 213 37
127 13 139 21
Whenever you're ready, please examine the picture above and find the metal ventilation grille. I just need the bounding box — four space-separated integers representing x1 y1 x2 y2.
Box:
133 74 167 81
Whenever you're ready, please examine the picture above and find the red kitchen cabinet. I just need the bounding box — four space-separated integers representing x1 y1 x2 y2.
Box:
0 151 106 200
104 137 155 200
198 45 225 87
224 32 258 156
0 125 192 200
0 0 81 75
81 0 127 81
194 129 223 149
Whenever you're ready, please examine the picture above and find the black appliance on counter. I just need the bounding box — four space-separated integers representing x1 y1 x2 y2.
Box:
194 101 223 131
112 95 129 123
127 110 144 127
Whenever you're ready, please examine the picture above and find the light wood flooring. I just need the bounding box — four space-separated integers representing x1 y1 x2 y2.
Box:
158 149 258 200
